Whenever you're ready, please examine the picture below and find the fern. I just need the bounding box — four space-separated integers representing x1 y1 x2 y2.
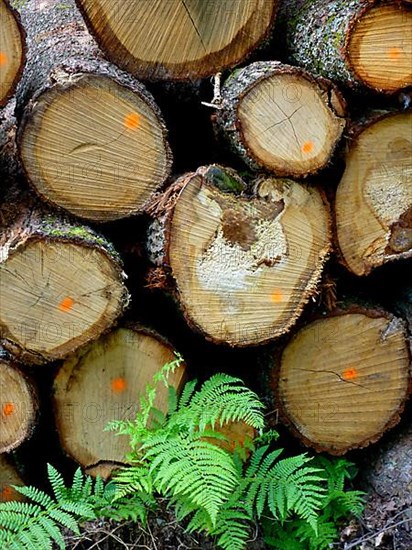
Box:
110 362 336 550
263 456 366 550
0 358 364 550
111 367 265 528
0 465 99 549
243 447 325 530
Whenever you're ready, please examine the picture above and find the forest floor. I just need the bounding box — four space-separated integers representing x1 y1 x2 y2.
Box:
63 499 412 550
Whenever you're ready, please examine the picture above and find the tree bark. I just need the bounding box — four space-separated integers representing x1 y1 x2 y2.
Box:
271 308 411 455
146 165 331 347
277 0 412 94
213 61 346 177
53 325 186 479
0 0 25 107
0 204 129 364
335 111 412 276
75 0 279 81
15 0 171 222
0 349 38 453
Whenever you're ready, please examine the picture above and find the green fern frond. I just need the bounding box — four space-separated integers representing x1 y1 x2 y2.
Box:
37 516 66 549
149 436 240 525
243 445 283 516
267 455 325 529
326 490 365 519
298 518 338 550
244 448 325 531
113 463 153 498
182 374 265 433
177 379 197 408
47 464 66 501
0 464 113 550
167 385 178 415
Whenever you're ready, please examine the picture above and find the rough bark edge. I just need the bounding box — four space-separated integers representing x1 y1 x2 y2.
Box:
75 0 280 81
0 209 130 364
270 307 412 455
146 166 333 347
52 324 186 476
213 61 346 178
0 0 26 107
0 349 39 453
278 0 405 94
15 0 163 112
334 110 412 277
15 0 172 221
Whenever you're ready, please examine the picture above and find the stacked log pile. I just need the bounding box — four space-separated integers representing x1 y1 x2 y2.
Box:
0 0 410 496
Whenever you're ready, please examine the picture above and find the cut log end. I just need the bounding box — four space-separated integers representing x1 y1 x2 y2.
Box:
348 3 412 93
76 0 277 80
0 456 24 502
0 357 37 453
0 0 25 106
275 311 411 455
336 112 412 276
0 223 128 363
217 63 346 177
149 166 331 346
19 74 171 221
239 75 344 176
53 327 186 478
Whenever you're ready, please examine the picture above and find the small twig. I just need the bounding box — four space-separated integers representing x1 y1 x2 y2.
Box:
201 72 223 109
344 516 412 549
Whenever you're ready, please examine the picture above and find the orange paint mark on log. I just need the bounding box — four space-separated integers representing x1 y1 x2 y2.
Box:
111 378 127 393
2 402 14 416
388 47 402 60
1 486 15 502
342 367 358 381
124 112 140 130
0 52 7 66
271 290 283 303
59 297 74 312
302 141 314 154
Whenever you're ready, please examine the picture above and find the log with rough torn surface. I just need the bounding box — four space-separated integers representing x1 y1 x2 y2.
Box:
0 456 24 502
335 111 412 277
278 0 412 94
16 0 171 222
146 165 331 347
0 352 37 453
75 0 278 81
53 326 186 479
214 62 346 177
272 310 411 455
0 208 129 364
0 0 25 106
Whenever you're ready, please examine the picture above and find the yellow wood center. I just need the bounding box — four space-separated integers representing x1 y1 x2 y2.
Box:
349 4 412 91
0 0 24 104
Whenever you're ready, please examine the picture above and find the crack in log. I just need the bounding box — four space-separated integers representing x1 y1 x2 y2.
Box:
262 105 304 135
181 0 207 53
299 368 366 389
